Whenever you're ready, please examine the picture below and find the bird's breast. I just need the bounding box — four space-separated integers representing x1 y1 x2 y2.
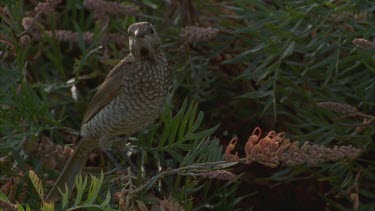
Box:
80 57 169 138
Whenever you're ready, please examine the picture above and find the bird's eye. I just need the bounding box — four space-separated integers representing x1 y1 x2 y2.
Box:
149 28 154 34
128 32 132 37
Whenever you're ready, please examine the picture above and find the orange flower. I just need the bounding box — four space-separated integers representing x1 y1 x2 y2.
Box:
224 137 239 162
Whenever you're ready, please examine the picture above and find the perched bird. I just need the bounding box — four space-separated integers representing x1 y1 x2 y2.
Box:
46 22 170 201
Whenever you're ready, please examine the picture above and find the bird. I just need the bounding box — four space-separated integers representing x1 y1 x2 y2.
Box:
45 22 170 202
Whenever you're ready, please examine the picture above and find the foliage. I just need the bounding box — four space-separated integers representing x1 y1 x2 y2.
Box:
0 0 374 210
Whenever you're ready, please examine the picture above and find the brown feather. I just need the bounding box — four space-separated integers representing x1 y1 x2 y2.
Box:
81 55 134 124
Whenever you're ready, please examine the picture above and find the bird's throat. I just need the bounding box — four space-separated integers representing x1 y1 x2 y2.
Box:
140 48 149 57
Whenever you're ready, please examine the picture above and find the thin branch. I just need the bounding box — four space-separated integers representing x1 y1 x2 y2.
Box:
130 160 240 195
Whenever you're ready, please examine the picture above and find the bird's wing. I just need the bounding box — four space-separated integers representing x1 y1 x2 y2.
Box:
81 55 134 125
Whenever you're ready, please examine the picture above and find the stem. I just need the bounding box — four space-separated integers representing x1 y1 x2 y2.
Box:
130 159 241 195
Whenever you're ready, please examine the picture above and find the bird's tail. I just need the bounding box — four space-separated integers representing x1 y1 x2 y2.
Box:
45 136 97 202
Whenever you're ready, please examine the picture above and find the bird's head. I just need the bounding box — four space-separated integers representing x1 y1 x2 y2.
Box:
128 22 161 60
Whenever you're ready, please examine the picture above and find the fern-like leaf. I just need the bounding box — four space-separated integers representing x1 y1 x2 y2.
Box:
28 170 44 201
180 138 223 167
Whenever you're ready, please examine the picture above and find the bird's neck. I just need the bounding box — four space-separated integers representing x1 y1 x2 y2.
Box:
132 49 162 61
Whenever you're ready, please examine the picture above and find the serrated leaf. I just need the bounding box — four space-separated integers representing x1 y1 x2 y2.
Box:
85 171 104 204
180 138 223 167
61 183 70 210
74 174 88 207
28 170 44 201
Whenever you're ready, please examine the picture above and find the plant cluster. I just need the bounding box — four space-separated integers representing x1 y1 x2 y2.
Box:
0 0 374 210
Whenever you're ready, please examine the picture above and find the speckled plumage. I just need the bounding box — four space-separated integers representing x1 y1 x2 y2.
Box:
81 53 168 138
46 22 169 202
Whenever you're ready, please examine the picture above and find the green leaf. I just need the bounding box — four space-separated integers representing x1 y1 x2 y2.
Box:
192 111 204 132
178 101 194 141
167 99 187 145
167 148 184 162
0 190 11 202
85 171 104 204
222 43 266 64
188 103 198 132
180 138 223 167
281 41 295 59
182 124 220 142
61 183 70 210
74 174 88 207
28 170 44 201
239 90 273 99
100 190 112 207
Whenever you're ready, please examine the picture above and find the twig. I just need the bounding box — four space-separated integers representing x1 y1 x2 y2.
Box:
0 38 14 49
130 160 240 195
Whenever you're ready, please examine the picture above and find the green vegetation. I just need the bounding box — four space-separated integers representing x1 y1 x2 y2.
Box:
0 0 374 210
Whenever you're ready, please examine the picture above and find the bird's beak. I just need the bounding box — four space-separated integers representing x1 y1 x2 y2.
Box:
134 29 143 38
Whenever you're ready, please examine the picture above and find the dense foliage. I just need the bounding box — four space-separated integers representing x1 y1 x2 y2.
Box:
0 0 374 210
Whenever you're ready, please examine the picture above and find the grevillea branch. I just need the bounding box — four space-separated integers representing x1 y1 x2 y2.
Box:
225 127 360 167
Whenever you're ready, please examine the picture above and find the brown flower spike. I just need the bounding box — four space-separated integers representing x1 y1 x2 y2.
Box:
200 170 237 182
352 38 375 50
180 26 219 43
